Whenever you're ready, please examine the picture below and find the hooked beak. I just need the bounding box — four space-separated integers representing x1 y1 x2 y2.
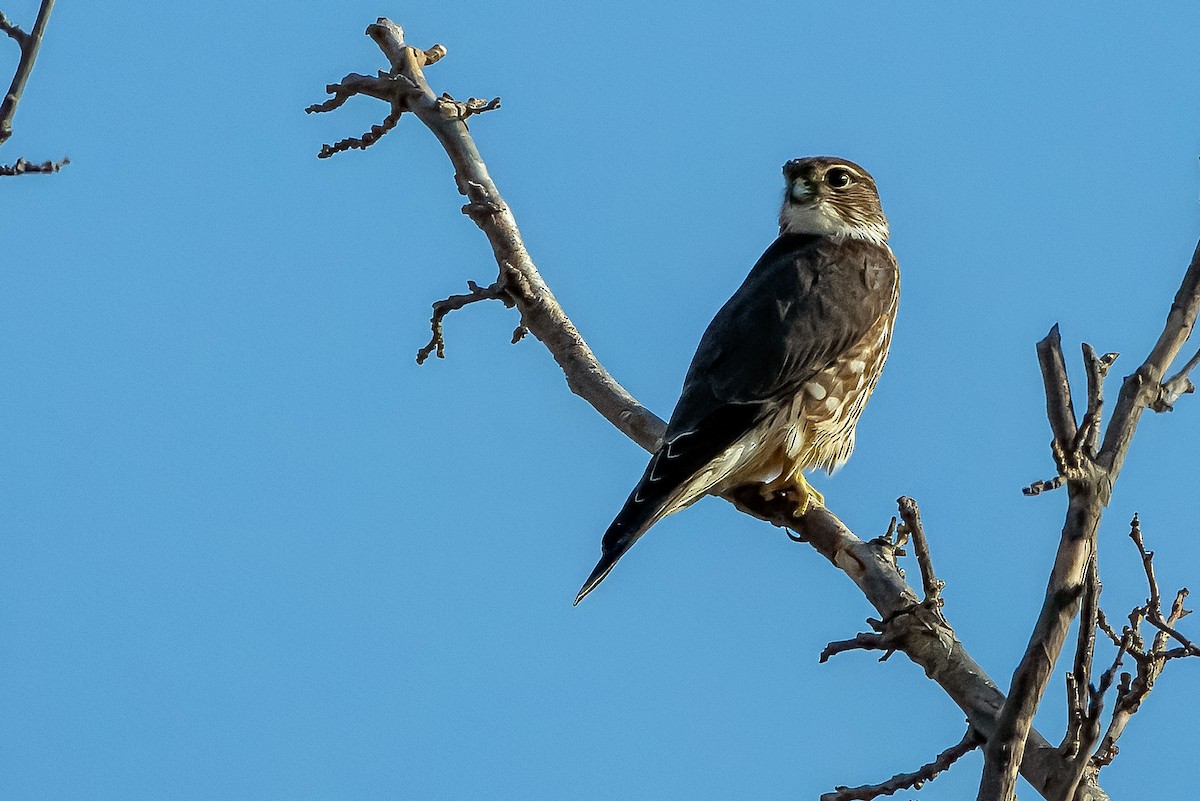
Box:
789 180 817 204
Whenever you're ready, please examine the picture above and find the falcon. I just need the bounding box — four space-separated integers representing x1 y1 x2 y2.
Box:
575 156 899 605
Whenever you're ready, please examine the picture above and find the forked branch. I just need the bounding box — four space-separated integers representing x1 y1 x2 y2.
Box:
415 277 514 365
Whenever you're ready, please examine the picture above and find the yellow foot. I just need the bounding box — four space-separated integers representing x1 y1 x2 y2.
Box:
758 474 824 517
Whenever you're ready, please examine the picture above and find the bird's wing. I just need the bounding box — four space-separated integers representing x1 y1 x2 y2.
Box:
666 233 898 440
575 234 898 604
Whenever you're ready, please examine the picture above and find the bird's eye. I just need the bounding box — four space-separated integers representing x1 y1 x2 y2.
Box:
826 168 852 189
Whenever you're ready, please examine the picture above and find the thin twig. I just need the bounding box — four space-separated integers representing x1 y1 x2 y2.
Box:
0 154 66 175
897 496 943 609
0 10 27 43
821 498 945 665
1090 517 1199 773
439 92 501 123
1062 552 1100 759
0 0 56 148
1073 345 1117 457
1023 475 1064 496
819 632 889 664
1095 608 1122 649
1130 514 1161 612
415 279 509 364
1153 346 1200 411
1130 518 1199 657
317 105 403 159
821 727 983 801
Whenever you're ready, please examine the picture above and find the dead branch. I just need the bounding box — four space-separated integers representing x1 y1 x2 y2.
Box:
1153 346 1199 412
980 330 1107 801
308 18 664 450
1056 553 1105 801
1062 554 1099 760
819 631 889 664
820 498 946 665
1074 344 1118 457
1089 516 1199 772
1022 475 1063 496
0 10 26 41
1037 324 1079 447
1099 240 1200 470
0 154 66 175
0 0 63 173
415 278 513 365
897 495 944 610
821 726 983 801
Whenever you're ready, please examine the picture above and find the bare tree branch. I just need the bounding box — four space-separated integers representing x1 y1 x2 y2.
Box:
1056 553 1106 801
820 499 945 664
1090 517 1199 772
1062 554 1099 760
897 495 944 611
819 631 889 664
1036 324 1079 448
979 240 1200 801
0 153 65 175
980 414 1104 798
821 726 983 801
415 277 513 365
1128 517 1199 659
1153 346 1199 412
1075 344 1117 458
1095 607 1122 649
0 0 62 173
0 9 27 43
309 18 664 450
1099 240 1200 470
1023 475 1063 496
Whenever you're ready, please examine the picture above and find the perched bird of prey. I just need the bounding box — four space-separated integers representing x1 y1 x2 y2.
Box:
575 156 899 605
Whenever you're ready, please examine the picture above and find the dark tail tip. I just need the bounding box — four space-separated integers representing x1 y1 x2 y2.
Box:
573 547 625 606
574 484 665 605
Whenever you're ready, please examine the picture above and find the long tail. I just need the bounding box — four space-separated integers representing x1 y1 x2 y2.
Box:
575 403 765 605
574 473 679 606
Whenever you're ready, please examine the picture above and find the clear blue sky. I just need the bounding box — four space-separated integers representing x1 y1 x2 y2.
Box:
4 3 1200 799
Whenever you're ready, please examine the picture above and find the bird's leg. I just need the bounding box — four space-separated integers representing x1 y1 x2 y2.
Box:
758 471 824 517
791 474 825 516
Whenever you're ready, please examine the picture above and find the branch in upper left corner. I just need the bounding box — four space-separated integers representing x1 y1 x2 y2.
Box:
0 1 67 175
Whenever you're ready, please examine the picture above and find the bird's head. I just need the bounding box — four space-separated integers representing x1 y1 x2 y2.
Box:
779 157 889 245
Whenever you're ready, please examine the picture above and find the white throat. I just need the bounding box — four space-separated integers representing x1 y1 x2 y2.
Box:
779 202 889 245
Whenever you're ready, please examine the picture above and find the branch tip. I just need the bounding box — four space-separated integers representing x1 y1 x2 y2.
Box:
821 727 982 801
415 279 510 364
0 0 57 150
0 155 69 176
